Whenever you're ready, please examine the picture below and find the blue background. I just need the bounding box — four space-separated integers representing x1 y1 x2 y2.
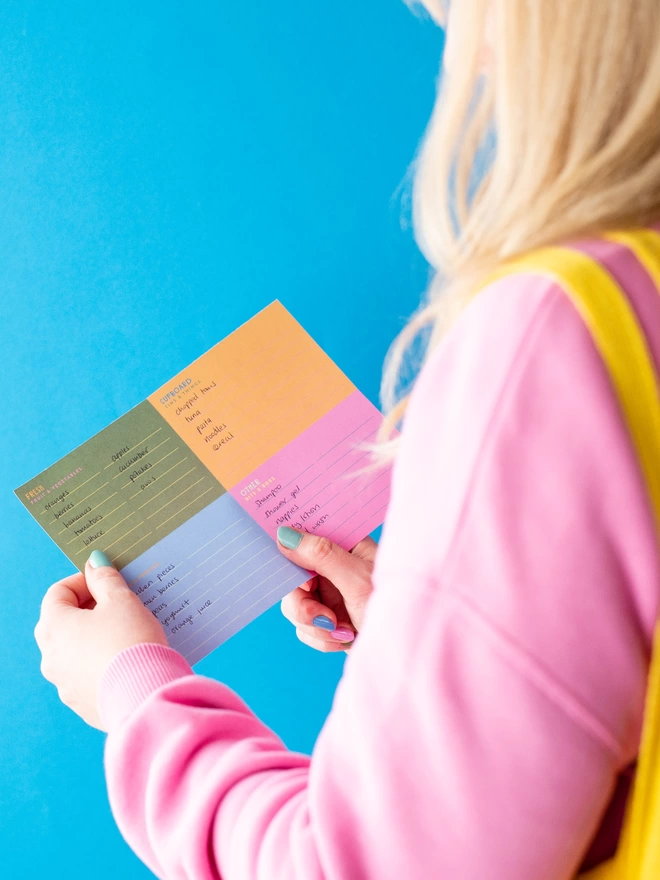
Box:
0 2 442 876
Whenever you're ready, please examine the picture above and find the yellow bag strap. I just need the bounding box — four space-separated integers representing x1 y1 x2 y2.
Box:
480 229 660 879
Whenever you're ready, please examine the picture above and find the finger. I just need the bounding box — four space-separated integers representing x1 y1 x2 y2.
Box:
41 573 92 615
84 550 132 603
299 575 317 593
281 587 338 629
349 536 378 561
295 627 347 653
315 577 353 625
276 528 368 595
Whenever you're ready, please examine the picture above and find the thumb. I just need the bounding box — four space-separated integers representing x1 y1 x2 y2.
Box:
276 527 369 600
85 550 131 602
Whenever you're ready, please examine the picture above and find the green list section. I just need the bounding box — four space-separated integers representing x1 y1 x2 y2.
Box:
15 401 226 571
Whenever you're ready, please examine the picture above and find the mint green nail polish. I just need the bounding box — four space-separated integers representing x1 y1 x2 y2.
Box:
277 526 303 550
88 550 114 569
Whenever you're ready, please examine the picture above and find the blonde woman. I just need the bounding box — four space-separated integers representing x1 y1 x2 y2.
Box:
34 1 660 876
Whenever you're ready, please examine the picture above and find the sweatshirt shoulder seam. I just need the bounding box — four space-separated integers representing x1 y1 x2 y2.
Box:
417 276 626 758
414 274 566 589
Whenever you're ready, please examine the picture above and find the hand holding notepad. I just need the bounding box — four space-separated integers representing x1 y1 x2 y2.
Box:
16 302 393 665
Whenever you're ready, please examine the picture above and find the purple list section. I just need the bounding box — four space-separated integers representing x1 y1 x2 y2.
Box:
230 390 393 550
119 493 309 666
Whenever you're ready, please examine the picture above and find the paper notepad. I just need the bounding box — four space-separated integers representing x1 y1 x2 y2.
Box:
15 302 392 665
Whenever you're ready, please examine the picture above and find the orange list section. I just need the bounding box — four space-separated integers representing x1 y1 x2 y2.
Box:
148 301 356 489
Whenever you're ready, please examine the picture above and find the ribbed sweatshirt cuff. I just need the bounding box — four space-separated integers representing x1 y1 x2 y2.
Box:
98 642 194 732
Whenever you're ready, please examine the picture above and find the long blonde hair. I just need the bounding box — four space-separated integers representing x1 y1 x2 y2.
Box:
372 0 660 463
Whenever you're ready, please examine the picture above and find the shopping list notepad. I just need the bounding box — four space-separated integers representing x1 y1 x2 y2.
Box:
15 302 393 665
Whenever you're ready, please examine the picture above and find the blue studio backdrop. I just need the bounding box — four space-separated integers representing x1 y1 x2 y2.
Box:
0 2 443 877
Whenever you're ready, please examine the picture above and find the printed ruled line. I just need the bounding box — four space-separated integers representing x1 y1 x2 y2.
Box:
187 534 262 593
41 471 101 511
326 490 390 544
325 483 390 540
52 481 109 526
129 458 187 498
158 485 217 528
75 492 118 520
325 429 378 472
201 332 299 420
283 426 377 504
291 448 375 513
237 566 299 607
105 520 145 550
170 575 207 603
111 531 153 565
66 481 110 512
353 468 389 498
246 574 298 613
291 463 316 482
168 568 194 587
169 525 247 586
320 452 369 490
119 447 181 490
318 416 376 460
176 561 293 651
172 550 280 618
260 423 377 519
271 482 339 529
223 554 286 598
57 491 118 535
186 586 213 606
182 335 285 418
340 470 372 496
194 529 256 568
103 429 163 469
138 467 197 509
185 521 243 561
96 500 127 521
295 471 324 496
213 543 271 584
299 452 371 508
324 497 352 523
215 377 322 473
147 478 205 520
112 438 171 479
173 542 268 604
326 483 389 538
185 572 302 664
65 471 102 495
341 502 389 545
71 510 135 549
272 461 316 494
219 361 311 435
65 501 127 546
183 616 242 659
335 450 371 480
223 374 321 467
339 459 390 501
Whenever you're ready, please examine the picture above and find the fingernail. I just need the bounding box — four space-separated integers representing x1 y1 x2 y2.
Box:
277 526 303 550
331 627 354 642
312 615 336 631
88 550 114 569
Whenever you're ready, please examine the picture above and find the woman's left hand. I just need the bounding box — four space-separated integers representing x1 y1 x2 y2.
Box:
34 553 168 730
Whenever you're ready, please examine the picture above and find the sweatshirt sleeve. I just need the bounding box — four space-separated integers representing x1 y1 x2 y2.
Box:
100 271 660 880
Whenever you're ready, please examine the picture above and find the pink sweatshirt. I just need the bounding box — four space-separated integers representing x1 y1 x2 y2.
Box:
99 233 660 879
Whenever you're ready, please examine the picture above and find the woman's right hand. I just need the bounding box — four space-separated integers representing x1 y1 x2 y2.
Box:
276 526 376 653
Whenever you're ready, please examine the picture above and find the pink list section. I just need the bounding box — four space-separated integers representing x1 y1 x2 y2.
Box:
230 390 394 550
